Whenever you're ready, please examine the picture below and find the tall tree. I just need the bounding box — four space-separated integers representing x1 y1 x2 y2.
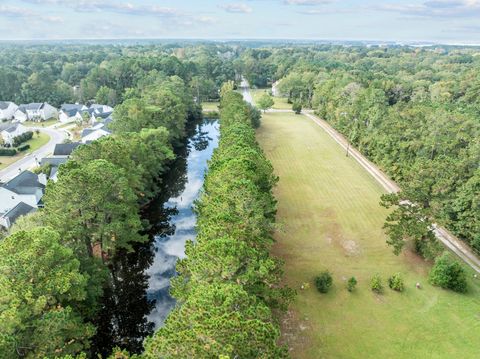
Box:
0 228 94 358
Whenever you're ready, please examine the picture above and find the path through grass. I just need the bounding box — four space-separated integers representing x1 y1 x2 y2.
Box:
257 112 480 359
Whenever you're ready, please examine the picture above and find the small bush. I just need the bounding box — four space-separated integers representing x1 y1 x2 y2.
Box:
315 271 333 293
292 102 302 114
370 274 383 294
17 144 30 152
388 273 405 292
429 252 467 293
347 277 357 292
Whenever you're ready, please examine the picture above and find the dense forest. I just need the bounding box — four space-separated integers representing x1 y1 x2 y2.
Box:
239 45 479 255
0 43 237 107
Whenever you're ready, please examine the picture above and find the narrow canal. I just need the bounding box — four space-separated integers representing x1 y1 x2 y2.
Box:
91 118 219 355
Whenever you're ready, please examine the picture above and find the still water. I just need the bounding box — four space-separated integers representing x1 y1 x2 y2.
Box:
91 119 219 355
145 120 219 328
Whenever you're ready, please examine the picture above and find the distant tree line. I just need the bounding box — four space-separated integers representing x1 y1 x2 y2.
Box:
0 43 236 107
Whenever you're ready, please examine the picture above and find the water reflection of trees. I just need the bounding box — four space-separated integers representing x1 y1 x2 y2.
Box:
90 119 200 356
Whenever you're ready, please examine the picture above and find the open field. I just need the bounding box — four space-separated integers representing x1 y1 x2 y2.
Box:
256 112 480 359
201 102 220 111
250 88 292 110
0 132 50 170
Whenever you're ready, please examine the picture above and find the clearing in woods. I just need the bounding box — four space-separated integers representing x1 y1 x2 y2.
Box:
256 111 480 359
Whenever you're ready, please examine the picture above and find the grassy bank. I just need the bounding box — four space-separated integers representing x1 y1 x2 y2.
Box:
256 112 480 359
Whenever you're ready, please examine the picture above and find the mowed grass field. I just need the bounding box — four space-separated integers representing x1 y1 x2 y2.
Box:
257 112 480 359
250 88 292 110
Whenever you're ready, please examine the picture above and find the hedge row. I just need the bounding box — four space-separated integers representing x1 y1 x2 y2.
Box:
144 90 293 358
0 148 17 156
12 131 33 147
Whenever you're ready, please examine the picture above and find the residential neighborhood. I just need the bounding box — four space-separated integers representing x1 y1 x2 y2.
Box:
0 100 113 229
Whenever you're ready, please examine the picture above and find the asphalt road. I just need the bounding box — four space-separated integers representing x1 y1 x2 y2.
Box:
242 82 480 274
0 126 68 182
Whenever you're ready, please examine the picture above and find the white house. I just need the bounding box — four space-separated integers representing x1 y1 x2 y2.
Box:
15 103 58 122
59 104 88 123
0 170 46 228
0 123 29 146
272 80 282 97
81 127 111 143
0 101 18 121
90 104 114 113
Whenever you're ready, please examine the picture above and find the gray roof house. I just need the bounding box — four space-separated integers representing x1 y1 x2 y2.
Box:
53 142 82 156
0 170 46 229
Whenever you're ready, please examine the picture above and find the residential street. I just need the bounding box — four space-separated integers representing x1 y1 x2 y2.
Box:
0 126 68 182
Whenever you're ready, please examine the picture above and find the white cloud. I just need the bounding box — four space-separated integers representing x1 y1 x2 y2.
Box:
284 0 332 5
220 3 253 13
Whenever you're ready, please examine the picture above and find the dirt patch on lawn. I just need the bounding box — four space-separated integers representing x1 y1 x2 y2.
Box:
278 307 312 356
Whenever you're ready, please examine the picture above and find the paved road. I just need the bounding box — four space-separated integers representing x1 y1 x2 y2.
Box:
0 126 68 182
242 82 480 274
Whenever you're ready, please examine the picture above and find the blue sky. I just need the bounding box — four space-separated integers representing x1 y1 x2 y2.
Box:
1 0 480 43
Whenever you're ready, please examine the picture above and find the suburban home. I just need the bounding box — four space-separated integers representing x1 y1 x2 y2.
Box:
0 101 18 121
89 103 114 114
59 104 89 123
53 142 83 157
89 109 113 123
14 102 58 122
0 123 29 146
0 170 46 228
272 80 282 97
81 126 111 143
39 156 68 182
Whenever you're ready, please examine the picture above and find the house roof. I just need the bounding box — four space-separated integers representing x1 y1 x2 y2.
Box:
53 142 82 156
40 156 68 167
2 201 35 224
21 103 44 111
0 101 15 110
2 123 21 133
81 127 111 139
3 170 45 195
0 122 13 131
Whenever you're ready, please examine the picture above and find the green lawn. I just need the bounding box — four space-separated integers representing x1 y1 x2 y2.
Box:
22 118 60 128
250 88 292 110
0 132 50 170
257 112 480 359
201 102 220 111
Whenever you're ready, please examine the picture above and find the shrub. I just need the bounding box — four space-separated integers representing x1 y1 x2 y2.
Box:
17 144 30 152
292 102 302 114
347 277 357 292
0 148 17 156
315 271 333 293
429 252 467 293
370 274 383 294
12 131 33 147
388 273 405 292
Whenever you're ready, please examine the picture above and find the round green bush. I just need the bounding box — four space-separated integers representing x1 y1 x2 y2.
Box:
315 271 333 293
370 274 383 294
429 252 467 293
388 273 405 292
347 277 357 292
